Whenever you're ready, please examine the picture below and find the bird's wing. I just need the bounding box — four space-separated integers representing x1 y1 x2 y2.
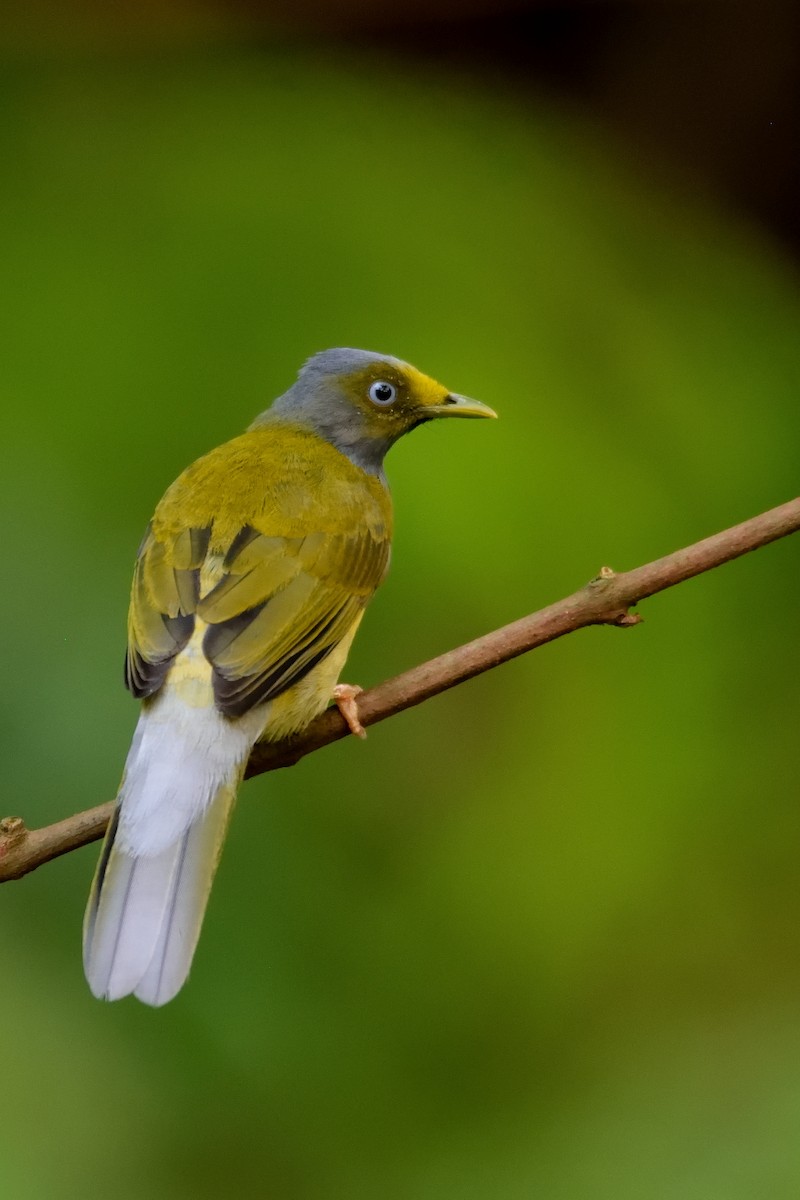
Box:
125 518 390 716
198 523 390 716
125 524 210 698
125 428 392 716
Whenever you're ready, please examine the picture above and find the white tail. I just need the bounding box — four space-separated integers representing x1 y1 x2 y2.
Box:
83 694 263 1006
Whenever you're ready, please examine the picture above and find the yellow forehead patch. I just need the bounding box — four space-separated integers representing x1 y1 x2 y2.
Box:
398 364 450 409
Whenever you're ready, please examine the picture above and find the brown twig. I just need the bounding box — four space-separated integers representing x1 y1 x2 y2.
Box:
2 496 798 884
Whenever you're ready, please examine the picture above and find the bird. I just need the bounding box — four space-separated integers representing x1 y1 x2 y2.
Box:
83 347 496 1006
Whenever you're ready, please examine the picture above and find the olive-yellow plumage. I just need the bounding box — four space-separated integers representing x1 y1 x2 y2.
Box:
83 348 495 1005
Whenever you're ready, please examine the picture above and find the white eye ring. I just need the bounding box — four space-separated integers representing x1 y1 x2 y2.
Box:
368 380 397 407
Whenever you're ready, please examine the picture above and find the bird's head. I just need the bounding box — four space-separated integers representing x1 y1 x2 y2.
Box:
258 348 496 474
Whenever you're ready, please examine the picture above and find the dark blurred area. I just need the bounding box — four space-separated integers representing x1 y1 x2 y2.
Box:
384 2 800 255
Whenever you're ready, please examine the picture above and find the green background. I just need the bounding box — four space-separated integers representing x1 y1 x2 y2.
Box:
2 40 800 1200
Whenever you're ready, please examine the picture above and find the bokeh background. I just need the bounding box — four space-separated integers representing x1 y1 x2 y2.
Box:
2 3 800 1197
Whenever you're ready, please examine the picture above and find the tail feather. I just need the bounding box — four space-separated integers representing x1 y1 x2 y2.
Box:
83 783 237 1005
83 695 262 1005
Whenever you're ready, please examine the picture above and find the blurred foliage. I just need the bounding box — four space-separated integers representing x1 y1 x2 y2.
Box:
2 34 800 1200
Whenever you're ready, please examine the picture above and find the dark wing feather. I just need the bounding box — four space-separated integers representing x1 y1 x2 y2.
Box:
199 527 389 717
125 524 210 698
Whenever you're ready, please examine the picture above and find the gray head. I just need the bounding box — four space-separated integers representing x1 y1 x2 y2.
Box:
251 348 496 475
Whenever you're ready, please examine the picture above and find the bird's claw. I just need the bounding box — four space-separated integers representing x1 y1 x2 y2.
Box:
332 684 367 739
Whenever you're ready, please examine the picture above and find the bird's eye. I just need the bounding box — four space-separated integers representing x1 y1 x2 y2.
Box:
368 381 397 407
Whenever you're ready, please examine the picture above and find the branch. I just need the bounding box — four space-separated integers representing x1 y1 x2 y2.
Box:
3 496 799 883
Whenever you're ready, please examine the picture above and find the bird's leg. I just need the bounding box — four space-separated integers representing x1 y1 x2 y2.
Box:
332 684 367 739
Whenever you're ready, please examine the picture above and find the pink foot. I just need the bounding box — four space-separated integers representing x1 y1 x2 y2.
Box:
333 684 367 739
